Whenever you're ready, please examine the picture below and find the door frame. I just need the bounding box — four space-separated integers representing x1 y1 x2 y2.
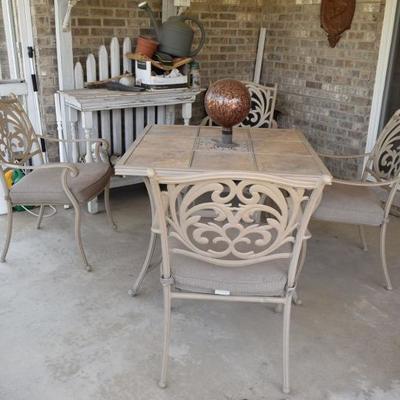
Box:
366 0 398 153
0 0 41 134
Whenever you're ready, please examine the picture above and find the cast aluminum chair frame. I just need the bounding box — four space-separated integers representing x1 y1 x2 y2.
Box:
314 110 400 290
0 95 116 271
148 169 328 394
201 82 278 128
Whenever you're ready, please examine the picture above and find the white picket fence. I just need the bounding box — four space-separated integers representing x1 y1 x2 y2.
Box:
72 36 176 157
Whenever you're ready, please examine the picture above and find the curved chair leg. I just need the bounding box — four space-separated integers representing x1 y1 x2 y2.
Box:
1 201 13 262
380 223 393 290
128 231 158 297
282 295 293 394
104 183 117 231
159 285 172 389
358 225 368 251
73 204 91 272
36 205 45 229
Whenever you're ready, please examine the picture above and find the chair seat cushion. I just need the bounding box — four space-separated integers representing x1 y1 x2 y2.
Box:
313 183 384 226
10 162 112 205
169 238 290 297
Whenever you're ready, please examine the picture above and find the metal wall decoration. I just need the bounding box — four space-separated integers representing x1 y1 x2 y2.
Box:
320 0 356 47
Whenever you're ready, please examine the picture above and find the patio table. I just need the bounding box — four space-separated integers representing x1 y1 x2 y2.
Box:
115 124 332 295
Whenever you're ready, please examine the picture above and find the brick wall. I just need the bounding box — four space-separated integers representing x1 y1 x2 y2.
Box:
182 0 264 120
69 0 263 121
30 0 58 148
71 0 162 63
28 0 386 173
262 0 385 177
30 0 263 148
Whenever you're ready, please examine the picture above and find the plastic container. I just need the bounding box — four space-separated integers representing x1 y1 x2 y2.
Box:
190 61 201 89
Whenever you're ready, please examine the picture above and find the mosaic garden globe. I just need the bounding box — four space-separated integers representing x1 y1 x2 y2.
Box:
204 79 251 145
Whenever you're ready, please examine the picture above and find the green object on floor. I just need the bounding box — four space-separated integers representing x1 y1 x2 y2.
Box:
12 169 34 212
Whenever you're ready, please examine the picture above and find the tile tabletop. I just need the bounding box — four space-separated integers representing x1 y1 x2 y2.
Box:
115 125 332 183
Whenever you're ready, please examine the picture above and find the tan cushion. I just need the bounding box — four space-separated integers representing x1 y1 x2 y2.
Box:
313 183 384 226
10 162 112 205
169 238 290 297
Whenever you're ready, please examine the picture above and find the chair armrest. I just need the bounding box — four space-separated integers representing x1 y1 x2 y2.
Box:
318 152 371 160
332 177 400 188
2 162 78 177
41 135 110 152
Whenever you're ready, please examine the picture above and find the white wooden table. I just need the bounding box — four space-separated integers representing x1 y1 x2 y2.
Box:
115 124 332 295
58 88 202 212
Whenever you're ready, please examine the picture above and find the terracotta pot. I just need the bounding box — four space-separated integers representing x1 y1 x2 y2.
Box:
135 36 159 58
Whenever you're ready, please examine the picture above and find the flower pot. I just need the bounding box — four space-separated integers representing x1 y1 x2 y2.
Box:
135 36 159 58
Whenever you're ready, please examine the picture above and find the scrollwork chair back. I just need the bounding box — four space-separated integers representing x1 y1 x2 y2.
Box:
365 110 400 182
0 95 43 165
202 82 278 129
149 171 326 289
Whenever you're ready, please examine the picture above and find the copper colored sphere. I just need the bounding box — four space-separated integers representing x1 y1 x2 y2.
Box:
204 79 251 131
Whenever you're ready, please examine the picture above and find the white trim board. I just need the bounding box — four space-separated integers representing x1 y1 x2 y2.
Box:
366 0 398 153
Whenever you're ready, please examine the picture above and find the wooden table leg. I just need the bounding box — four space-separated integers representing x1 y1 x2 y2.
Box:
182 102 192 126
81 111 99 214
68 108 79 163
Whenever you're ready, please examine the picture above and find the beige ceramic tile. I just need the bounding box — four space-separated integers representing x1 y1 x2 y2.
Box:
199 126 249 140
191 151 256 171
126 147 192 169
252 140 309 155
147 125 199 137
255 153 322 176
140 134 196 150
250 128 302 142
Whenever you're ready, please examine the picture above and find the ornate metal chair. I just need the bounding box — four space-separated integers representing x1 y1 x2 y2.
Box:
148 169 328 394
0 95 116 271
314 110 400 290
201 82 278 128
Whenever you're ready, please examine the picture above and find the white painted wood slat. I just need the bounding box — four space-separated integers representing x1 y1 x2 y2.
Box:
135 107 145 139
86 53 98 140
111 37 122 155
147 106 156 125
73 62 85 156
123 37 134 149
157 105 166 124
99 45 111 154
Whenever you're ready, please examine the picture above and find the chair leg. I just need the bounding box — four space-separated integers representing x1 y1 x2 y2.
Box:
358 225 368 251
282 296 293 394
73 204 91 272
1 201 13 263
291 241 308 306
159 285 172 389
380 223 393 291
36 205 45 229
129 231 158 297
104 183 117 231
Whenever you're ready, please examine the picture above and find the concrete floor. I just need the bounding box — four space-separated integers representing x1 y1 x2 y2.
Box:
0 185 399 400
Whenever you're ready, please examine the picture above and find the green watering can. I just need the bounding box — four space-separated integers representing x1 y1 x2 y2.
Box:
138 1 206 58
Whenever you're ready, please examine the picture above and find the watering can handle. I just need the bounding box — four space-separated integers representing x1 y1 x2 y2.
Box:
181 16 206 57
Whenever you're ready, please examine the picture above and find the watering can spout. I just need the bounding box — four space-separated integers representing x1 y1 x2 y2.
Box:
138 1 161 41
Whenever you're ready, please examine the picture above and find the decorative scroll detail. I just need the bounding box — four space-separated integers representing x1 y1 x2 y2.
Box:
370 110 400 181
240 82 277 128
202 82 277 129
0 96 41 164
321 0 355 48
164 179 308 266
